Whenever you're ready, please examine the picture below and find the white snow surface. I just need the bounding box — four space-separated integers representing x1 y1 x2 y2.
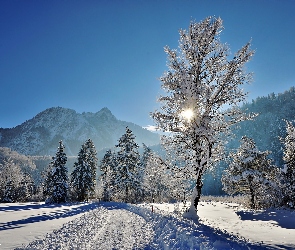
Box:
0 201 295 249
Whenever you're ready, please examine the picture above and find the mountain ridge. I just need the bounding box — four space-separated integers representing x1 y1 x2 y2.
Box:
0 107 160 156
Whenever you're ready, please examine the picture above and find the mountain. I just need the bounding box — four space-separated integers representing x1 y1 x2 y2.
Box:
0 107 160 156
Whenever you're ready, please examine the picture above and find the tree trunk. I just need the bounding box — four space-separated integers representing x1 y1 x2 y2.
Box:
248 176 255 209
187 173 203 218
194 174 203 211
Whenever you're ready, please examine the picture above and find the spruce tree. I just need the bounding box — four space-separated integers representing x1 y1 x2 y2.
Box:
44 141 68 204
71 139 98 201
115 127 140 203
100 149 116 201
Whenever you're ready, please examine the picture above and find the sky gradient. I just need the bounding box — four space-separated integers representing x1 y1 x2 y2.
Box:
1 0 295 129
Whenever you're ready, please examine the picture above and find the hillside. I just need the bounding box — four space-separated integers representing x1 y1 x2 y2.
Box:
203 86 295 195
0 107 160 156
231 86 295 166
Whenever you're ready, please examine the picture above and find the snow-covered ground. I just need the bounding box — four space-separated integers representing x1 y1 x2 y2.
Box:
1 201 295 249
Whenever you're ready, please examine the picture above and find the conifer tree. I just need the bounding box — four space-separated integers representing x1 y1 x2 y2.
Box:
282 120 295 208
100 149 116 201
115 127 140 203
71 139 98 201
151 16 254 216
44 141 68 204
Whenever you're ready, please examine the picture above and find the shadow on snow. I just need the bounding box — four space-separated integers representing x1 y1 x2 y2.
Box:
0 202 99 232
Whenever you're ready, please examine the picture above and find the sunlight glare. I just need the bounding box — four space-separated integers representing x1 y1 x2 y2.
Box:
181 109 194 121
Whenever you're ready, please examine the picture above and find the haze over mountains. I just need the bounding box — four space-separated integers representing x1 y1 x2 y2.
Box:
0 107 160 156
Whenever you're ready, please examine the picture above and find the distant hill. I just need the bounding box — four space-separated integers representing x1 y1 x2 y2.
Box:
0 107 160 156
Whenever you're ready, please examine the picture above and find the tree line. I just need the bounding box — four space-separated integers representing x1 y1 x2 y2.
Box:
0 126 186 204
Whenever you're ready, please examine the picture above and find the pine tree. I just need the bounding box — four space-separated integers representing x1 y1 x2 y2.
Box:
100 149 117 201
115 127 140 203
282 120 295 208
222 136 278 209
151 16 254 216
71 139 98 202
84 138 98 198
44 141 68 204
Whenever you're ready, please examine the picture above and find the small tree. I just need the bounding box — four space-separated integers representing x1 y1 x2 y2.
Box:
115 127 141 203
222 136 278 209
151 16 254 216
43 141 68 204
100 149 117 201
142 147 169 202
71 139 98 202
282 120 295 208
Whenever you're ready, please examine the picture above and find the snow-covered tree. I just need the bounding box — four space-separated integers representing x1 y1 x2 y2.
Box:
84 139 98 192
0 158 25 202
2 180 15 202
17 172 35 202
115 127 141 203
99 149 117 201
142 146 169 202
43 141 68 204
71 139 98 202
222 136 278 209
151 16 254 216
282 120 295 208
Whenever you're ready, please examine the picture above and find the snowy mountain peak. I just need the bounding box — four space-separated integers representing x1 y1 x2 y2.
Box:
0 107 159 156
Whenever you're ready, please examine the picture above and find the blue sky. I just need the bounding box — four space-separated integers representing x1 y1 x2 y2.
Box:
0 0 294 129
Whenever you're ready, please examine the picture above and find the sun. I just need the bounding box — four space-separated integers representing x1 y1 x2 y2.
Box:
181 109 194 121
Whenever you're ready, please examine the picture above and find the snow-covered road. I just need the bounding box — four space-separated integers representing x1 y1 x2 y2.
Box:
1 201 294 249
